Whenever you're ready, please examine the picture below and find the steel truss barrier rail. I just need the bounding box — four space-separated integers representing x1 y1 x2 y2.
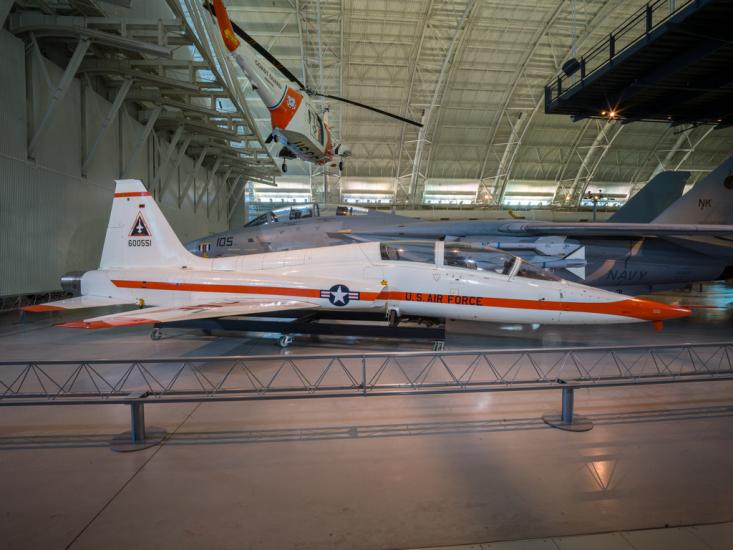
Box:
2 342 733 447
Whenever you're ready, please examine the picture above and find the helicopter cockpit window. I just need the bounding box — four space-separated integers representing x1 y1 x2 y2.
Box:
380 241 435 264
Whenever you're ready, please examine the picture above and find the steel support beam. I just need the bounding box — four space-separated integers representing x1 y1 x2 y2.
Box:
477 2 565 186
408 0 477 204
197 157 221 214
173 0 277 172
123 105 161 178
179 146 209 207
393 0 435 197
210 166 232 218
160 136 191 197
558 120 624 206
28 38 90 158
1 0 14 28
491 111 526 202
227 175 245 222
651 125 716 177
82 78 133 175
12 25 172 59
481 0 617 205
150 125 183 196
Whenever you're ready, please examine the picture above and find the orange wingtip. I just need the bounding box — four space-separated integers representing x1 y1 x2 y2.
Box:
56 320 113 329
22 305 65 312
56 318 156 329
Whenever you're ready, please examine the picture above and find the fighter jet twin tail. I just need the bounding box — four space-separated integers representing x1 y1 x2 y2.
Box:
23 180 690 332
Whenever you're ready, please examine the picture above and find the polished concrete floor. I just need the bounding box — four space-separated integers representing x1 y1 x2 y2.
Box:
0 283 732 549
417 521 733 549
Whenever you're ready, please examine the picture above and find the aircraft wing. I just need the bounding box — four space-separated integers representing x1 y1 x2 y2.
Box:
21 295 138 312
56 299 319 329
348 219 733 240
496 222 733 237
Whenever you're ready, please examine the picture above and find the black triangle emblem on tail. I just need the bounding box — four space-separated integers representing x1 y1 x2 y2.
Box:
129 212 151 237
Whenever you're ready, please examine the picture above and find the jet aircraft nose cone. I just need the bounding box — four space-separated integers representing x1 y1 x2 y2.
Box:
630 298 692 321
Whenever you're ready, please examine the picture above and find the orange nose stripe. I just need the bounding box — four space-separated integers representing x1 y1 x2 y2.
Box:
619 298 692 321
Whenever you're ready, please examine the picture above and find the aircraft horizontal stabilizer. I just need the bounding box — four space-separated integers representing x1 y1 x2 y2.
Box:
57 299 318 329
21 296 138 312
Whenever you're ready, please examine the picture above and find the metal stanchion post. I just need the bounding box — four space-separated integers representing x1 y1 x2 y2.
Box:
110 393 167 452
561 387 574 424
130 402 146 442
543 385 593 432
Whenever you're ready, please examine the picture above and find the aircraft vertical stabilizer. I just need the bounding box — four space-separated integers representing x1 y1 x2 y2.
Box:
653 155 733 224
609 171 688 223
100 180 202 269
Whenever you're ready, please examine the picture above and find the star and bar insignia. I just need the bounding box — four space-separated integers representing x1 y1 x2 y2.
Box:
320 284 360 306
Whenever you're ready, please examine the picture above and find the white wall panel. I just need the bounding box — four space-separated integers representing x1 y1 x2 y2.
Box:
0 31 26 158
0 28 228 297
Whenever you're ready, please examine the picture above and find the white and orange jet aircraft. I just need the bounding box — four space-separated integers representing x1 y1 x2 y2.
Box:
22 180 691 334
208 0 422 173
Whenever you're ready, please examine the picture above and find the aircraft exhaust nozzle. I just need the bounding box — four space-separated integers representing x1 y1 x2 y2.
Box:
212 0 240 52
61 271 86 296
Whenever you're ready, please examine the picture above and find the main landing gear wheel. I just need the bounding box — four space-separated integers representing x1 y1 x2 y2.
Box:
278 334 293 348
281 162 288 173
387 309 400 327
150 327 163 341
338 160 344 172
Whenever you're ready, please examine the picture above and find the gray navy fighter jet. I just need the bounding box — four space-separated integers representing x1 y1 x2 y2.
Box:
187 156 733 294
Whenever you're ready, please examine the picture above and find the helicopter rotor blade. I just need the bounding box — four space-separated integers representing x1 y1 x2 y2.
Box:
204 2 422 128
312 93 423 128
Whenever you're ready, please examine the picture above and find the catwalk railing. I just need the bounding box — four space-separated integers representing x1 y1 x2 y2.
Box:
2 342 733 442
545 0 695 106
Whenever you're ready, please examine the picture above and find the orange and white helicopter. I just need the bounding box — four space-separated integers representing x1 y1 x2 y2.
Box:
207 0 422 173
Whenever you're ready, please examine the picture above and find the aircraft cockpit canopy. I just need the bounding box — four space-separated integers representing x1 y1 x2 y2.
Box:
379 241 561 282
244 203 320 227
379 241 435 263
336 205 370 216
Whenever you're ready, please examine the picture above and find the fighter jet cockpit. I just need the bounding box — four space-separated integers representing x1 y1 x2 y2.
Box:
244 203 374 228
244 203 320 227
379 241 562 282
335 205 371 216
